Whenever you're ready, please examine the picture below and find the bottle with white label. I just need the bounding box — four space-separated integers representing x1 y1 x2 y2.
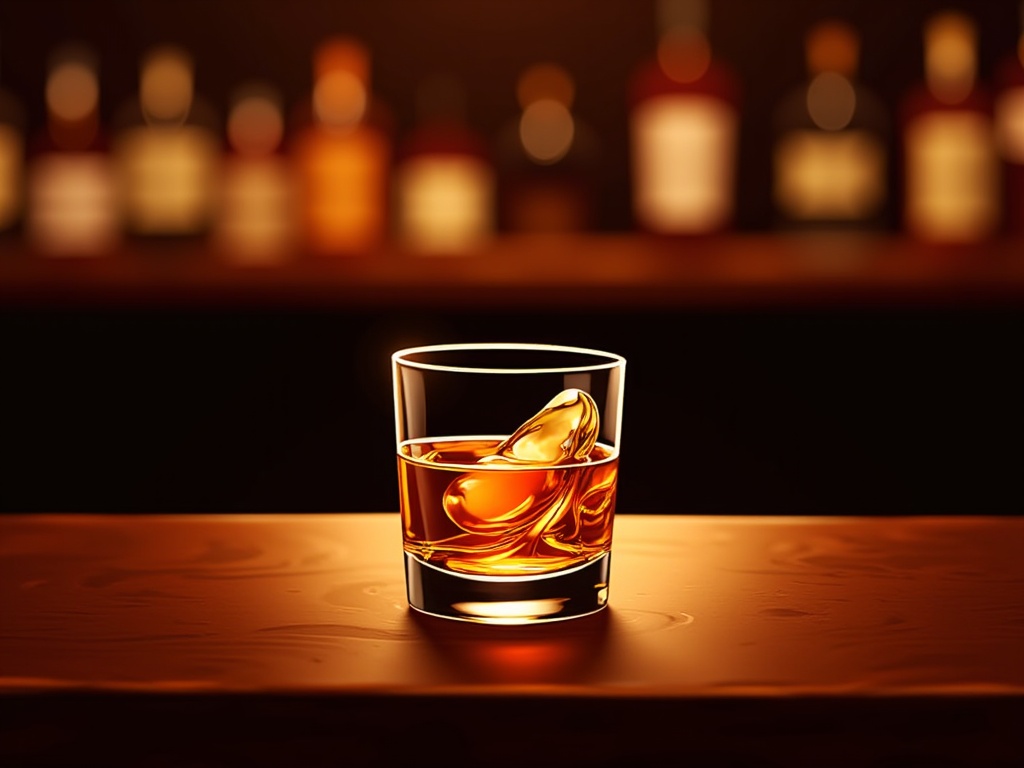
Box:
994 2 1024 234
111 44 221 241
394 74 495 255
26 43 119 257
213 82 296 265
0 53 26 238
496 61 601 233
627 0 740 235
771 19 890 231
901 11 1001 243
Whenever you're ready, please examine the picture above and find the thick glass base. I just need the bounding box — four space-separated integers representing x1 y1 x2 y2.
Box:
404 552 611 625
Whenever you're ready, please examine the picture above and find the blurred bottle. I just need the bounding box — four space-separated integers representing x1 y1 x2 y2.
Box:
627 0 740 235
994 2 1024 234
771 19 890 231
213 82 296 265
291 36 392 256
901 10 1000 243
394 74 495 255
0 39 26 237
496 61 601 233
112 44 220 240
26 43 119 257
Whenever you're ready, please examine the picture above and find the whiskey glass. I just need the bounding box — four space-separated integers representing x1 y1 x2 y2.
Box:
392 343 625 624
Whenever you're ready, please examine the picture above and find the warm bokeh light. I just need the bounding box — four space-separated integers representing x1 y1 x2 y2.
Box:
313 71 367 129
904 112 999 241
115 43 219 237
28 154 119 256
315 36 370 84
45 44 101 151
215 158 296 263
806 20 859 77
217 83 295 263
46 50 98 124
313 37 370 129
905 10 998 242
139 45 194 123
657 26 711 83
924 11 977 105
519 98 574 164
295 35 388 254
996 90 1024 164
516 62 574 110
29 43 116 255
774 131 886 220
631 97 736 232
0 124 20 228
807 72 856 131
396 155 495 254
227 83 284 156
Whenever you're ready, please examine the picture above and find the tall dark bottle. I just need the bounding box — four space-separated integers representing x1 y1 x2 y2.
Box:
496 61 601 233
111 44 221 241
394 74 495 255
627 0 740 235
26 43 119 257
771 19 890 231
901 10 1001 243
291 37 393 256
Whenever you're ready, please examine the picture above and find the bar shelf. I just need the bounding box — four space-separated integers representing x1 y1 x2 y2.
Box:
1 233 1023 310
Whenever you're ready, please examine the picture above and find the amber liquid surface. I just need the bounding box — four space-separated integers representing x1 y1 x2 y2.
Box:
398 438 618 576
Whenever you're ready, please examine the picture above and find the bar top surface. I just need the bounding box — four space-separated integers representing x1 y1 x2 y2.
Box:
2 512 1022 698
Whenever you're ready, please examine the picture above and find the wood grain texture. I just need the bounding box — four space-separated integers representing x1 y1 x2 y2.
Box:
2 513 1023 766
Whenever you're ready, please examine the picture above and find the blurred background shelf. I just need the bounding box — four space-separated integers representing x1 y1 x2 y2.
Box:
1 1 1022 520
3 233 1024 309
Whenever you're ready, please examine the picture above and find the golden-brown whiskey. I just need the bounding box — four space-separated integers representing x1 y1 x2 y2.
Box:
398 437 618 576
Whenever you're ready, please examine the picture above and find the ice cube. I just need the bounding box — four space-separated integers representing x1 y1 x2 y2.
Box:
443 389 600 535
483 388 599 466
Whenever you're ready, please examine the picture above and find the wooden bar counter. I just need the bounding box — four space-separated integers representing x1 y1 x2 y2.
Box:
2 513 1023 767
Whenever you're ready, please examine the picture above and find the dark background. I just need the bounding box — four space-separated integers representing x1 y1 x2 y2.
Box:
0 0 1022 516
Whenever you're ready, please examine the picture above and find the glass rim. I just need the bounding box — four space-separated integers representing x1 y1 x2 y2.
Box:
392 342 626 374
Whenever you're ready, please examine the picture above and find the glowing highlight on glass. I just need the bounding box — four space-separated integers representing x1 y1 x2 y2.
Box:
450 599 569 623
